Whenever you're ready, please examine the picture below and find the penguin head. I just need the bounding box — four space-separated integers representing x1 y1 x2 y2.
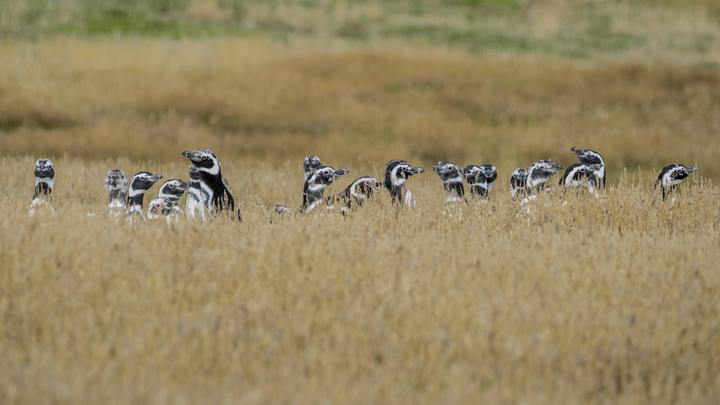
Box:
312 166 350 186
432 161 463 184
571 147 604 165
385 160 424 188
182 149 220 174
129 172 163 195
104 169 128 193
34 159 55 179
158 179 188 200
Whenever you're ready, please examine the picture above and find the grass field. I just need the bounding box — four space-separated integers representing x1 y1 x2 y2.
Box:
1 156 719 404
2 0 720 403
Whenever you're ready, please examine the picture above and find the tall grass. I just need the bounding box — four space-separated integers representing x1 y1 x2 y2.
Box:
1 39 719 180
0 155 719 404
1 3 719 402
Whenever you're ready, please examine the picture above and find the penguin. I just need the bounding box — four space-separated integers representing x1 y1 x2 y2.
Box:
559 163 603 189
29 159 55 216
464 164 497 199
104 169 129 218
384 160 424 208
525 159 563 194
301 165 350 213
181 149 240 220
656 164 698 201
325 176 382 210
126 171 163 221
432 161 465 203
509 168 528 199
570 147 606 189
274 164 350 215
148 179 189 223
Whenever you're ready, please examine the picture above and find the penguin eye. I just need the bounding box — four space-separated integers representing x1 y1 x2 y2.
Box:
169 184 176 189
201 156 208 160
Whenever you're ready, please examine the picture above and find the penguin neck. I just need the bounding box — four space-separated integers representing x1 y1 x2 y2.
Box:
303 182 327 212
127 191 146 211
198 169 224 193
443 181 464 198
387 184 405 205
471 182 490 197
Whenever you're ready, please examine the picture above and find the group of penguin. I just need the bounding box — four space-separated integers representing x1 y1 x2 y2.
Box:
28 146 699 221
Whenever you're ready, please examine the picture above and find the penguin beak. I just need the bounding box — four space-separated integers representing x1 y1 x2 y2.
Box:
182 150 200 162
333 168 350 179
151 174 163 182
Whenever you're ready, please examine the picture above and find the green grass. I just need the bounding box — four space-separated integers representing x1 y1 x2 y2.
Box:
1 0 718 62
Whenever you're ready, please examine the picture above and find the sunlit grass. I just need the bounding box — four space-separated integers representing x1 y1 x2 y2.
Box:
0 155 719 403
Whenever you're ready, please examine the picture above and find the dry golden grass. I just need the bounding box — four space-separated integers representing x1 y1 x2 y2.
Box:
1 33 720 404
1 155 719 404
1 39 719 180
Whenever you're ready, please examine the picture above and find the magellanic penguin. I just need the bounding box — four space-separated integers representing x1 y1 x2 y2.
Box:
559 163 602 193
29 159 55 216
325 176 382 211
181 149 240 221
509 168 528 199
148 179 189 224
432 161 465 203
104 169 129 219
301 165 350 213
274 156 350 216
126 171 163 221
525 159 563 194
384 160 424 208
570 147 606 189
656 164 698 202
464 164 497 199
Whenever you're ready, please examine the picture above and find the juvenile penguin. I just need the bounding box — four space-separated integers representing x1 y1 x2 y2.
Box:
303 155 322 181
104 169 129 218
